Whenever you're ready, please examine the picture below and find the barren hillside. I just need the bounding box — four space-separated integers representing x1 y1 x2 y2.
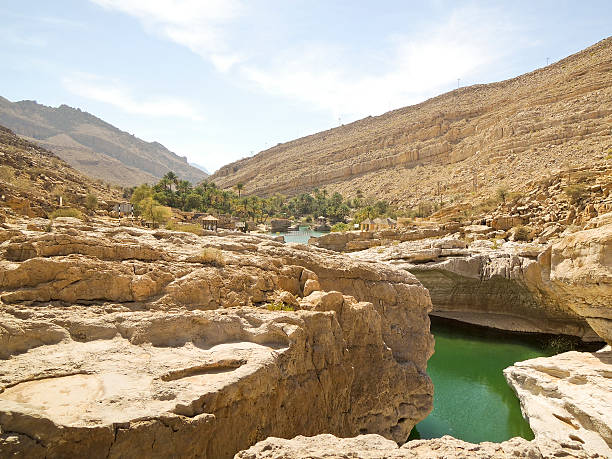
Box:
0 98 207 186
0 125 121 217
211 37 612 209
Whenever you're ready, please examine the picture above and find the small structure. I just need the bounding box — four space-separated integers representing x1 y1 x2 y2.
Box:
201 215 218 232
113 201 134 217
360 217 397 231
360 218 373 231
235 221 247 233
314 216 331 232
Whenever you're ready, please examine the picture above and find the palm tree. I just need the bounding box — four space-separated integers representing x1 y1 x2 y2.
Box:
164 171 178 191
235 183 244 198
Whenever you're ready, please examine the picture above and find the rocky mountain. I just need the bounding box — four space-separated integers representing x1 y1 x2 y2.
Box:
211 37 612 209
0 125 121 218
0 97 208 186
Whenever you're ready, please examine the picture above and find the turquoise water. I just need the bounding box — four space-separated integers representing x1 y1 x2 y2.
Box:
413 319 555 443
269 226 328 244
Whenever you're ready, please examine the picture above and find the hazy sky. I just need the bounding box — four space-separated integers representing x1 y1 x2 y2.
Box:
1 1 610 173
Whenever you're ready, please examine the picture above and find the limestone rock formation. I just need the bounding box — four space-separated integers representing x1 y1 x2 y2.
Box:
235 433 546 458
549 218 612 344
0 218 434 458
211 38 612 209
504 348 612 458
349 236 599 339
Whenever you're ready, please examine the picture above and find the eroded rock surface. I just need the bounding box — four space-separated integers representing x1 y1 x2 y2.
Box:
550 219 612 344
350 236 600 340
505 348 612 458
235 433 546 458
0 219 434 458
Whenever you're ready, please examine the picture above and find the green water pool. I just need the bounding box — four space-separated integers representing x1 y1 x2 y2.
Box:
412 318 556 443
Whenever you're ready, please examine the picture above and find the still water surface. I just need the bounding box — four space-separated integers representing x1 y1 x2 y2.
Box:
269 226 328 244
413 318 554 443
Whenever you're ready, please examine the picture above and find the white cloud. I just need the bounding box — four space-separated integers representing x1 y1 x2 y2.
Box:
89 2 516 122
62 73 203 120
241 8 512 120
90 0 244 71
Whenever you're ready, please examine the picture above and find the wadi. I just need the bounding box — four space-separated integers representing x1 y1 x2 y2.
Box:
1 6 611 458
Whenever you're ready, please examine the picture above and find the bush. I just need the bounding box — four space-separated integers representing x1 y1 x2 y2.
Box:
496 187 508 203
198 247 225 266
331 222 350 232
564 184 588 204
265 301 294 311
0 165 15 183
512 225 530 241
48 208 84 220
85 193 98 211
543 335 580 354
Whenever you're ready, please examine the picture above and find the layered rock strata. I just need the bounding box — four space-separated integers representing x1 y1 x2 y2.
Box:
0 217 434 458
349 236 600 339
211 38 612 208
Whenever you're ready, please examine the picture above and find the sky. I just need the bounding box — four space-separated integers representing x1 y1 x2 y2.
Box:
1 1 611 173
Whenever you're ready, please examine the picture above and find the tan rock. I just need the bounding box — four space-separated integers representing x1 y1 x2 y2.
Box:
505 349 612 458
235 434 546 458
0 219 434 458
550 220 612 343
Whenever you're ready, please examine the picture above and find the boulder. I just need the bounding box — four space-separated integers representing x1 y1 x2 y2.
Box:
505 349 612 458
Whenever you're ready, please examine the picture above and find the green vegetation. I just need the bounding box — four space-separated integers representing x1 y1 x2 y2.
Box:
496 186 508 203
264 301 295 311
331 222 350 232
564 184 588 204
49 208 84 220
126 171 398 225
85 193 98 211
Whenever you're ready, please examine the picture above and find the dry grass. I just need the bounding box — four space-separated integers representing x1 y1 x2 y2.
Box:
166 221 203 236
198 247 225 266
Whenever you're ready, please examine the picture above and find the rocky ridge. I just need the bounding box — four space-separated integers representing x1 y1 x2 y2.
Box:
211 38 612 209
0 125 122 218
0 99 207 185
0 216 433 458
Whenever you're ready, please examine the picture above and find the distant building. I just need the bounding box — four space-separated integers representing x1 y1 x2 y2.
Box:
360 217 396 231
235 221 247 232
201 215 218 231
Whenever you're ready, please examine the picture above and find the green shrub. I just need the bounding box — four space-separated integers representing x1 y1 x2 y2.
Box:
331 222 349 232
564 184 588 204
265 301 294 311
543 335 580 354
48 208 84 220
85 193 98 211
496 187 508 203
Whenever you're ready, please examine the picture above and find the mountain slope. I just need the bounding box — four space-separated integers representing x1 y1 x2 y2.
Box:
211 37 612 208
0 98 208 186
0 125 122 217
